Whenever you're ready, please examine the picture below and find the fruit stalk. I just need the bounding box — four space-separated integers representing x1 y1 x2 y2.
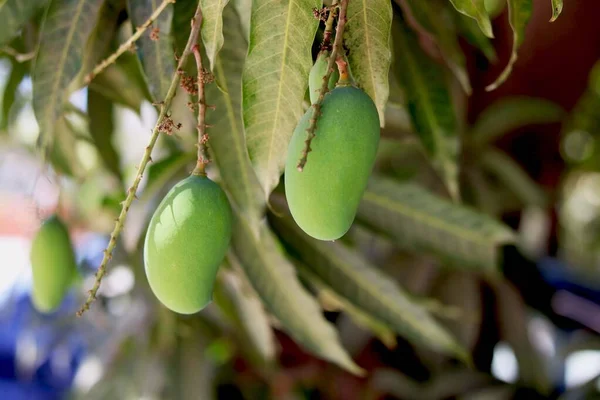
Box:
192 37 211 175
77 1 205 317
321 0 339 52
84 0 175 84
297 0 349 172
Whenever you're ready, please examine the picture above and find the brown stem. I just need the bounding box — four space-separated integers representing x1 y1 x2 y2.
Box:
192 40 211 176
77 1 205 317
320 1 339 52
335 55 350 84
297 0 349 171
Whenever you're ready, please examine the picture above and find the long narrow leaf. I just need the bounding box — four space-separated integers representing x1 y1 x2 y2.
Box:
88 89 122 180
0 0 47 48
550 0 562 22
447 0 493 38
200 0 229 73
454 10 497 62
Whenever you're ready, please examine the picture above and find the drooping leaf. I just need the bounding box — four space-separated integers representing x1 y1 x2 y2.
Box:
242 0 320 197
550 0 562 22
141 151 195 202
454 10 497 62
32 0 104 151
399 0 471 94
392 14 460 199
232 217 363 376
173 0 197 55
485 0 532 91
200 0 229 73
0 0 47 48
214 260 277 367
471 96 564 146
88 88 122 180
207 4 264 221
232 0 252 41
357 175 515 272
271 211 467 360
50 116 85 178
447 0 493 38
1 59 26 130
345 0 393 123
128 0 175 101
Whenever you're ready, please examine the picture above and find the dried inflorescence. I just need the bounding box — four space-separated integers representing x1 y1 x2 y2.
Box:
150 26 160 41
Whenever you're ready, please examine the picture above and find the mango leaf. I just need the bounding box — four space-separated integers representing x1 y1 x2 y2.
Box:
0 0 47 48
141 151 195 202
32 0 104 151
232 217 363 375
447 0 493 38
272 212 467 360
392 14 460 199
550 0 562 22
50 116 85 178
128 0 175 101
471 96 564 146
207 4 264 221
200 0 229 73
357 175 515 272
232 0 252 41
214 260 277 367
345 0 393 123
399 0 471 94
485 0 532 91
454 10 497 62
1 59 26 130
173 0 197 54
242 0 320 197
88 88 122 180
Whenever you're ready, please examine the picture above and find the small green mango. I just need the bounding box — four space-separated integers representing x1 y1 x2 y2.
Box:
144 175 233 314
285 85 380 241
484 0 505 18
30 215 77 313
308 51 339 104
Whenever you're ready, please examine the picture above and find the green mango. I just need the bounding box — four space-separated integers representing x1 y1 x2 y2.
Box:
30 215 77 313
485 0 506 18
285 85 380 241
144 174 233 314
308 51 339 104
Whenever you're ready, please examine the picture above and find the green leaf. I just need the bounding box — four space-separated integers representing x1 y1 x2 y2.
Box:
128 0 175 101
392 15 460 199
345 0 393 124
88 88 122 180
32 0 104 152
447 0 493 38
232 217 363 376
471 96 564 146
485 0 532 91
1 59 26 130
50 116 85 178
272 212 467 360
214 262 277 367
200 0 229 73
454 10 497 62
141 151 195 202
0 0 47 48
480 148 547 208
207 4 264 221
550 0 562 22
399 0 471 94
357 175 515 272
242 0 320 197
173 0 197 55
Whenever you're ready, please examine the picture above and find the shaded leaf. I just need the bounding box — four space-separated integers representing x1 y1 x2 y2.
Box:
232 217 363 375
471 96 564 146
392 14 460 199
400 0 471 93
345 0 393 123
485 0 532 91
88 88 122 180
173 0 197 55
207 4 264 221
454 11 497 62
357 175 515 272
550 0 562 22
0 0 47 48
200 0 229 73
50 116 85 178
128 0 175 101
32 0 104 151
141 151 195 201
88 58 149 112
447 0 493 38
242 0 320 197
1 59 26 130
272 211 467 360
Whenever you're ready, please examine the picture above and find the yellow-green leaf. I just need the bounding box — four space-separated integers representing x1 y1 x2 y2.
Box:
200 0 229 73
447 0 493 38
242 0 320 197
345 0 393 124
0 0 47 48
88 88 122 180
454 9 497 62
485 0 532 91
550 0 562 22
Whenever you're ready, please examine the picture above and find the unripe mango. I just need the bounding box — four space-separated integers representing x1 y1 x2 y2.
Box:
30 215 77 313
285 85 380 240
308 51 339 104
485 0 505 18
144 175 233 314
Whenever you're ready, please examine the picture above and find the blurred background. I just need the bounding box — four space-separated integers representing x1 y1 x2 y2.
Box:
2 0 600 399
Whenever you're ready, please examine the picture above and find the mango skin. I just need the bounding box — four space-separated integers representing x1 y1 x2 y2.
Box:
308 51 339 104
285 86 380 240
144 175 233 314
485 0 505 18
30 215 77 313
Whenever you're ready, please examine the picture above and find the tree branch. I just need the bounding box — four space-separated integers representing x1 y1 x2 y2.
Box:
191 37 211 176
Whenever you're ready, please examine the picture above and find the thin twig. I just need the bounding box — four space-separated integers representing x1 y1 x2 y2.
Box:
297 0 349 171
1 47 36 62
77 1 204 317
320 1 339 52
84 0 175 84
191 39 211 175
